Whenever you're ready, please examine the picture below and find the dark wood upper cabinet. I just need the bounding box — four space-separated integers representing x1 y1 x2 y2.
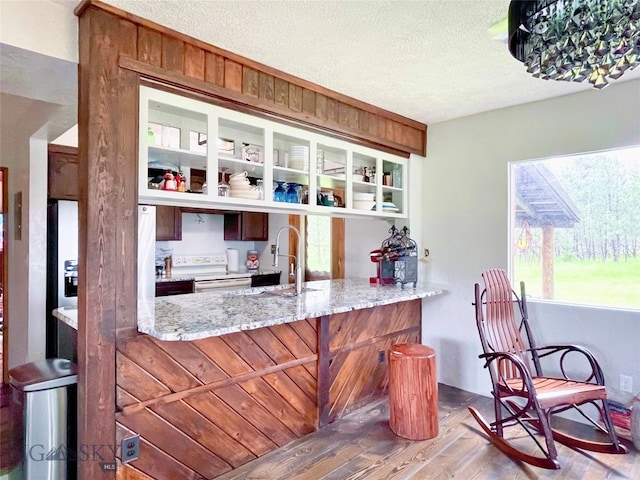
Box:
48 144 78 200
224 212 269 241
156 205 182 241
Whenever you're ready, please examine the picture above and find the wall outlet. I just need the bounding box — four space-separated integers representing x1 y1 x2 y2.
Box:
620 374 633 393
121 435 140 464
270 244 277 254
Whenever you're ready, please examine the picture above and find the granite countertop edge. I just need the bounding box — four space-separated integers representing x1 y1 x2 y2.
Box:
54 279 446 342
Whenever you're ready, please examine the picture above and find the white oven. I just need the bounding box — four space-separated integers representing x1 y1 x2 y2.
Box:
194 276 251 293
172 253 252 294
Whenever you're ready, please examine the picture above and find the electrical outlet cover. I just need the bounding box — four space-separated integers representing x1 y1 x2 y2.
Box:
121 435 140 464
620 374 633 393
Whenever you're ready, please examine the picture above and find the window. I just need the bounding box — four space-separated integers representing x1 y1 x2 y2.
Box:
510 146 640 309
306 215 332 280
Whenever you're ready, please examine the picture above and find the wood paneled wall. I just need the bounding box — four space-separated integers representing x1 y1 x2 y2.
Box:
116 320 318 479
326 300 421 423
77 0 427 157
115 301 420 479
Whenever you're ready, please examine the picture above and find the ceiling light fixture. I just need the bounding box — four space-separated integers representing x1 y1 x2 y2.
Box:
508 0 640 89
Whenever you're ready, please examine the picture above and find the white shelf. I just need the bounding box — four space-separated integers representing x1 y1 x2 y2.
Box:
148 145 207 170
139 86 408 219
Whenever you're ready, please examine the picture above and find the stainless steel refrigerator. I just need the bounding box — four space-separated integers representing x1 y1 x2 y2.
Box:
46 200 79 361
137 205 156 299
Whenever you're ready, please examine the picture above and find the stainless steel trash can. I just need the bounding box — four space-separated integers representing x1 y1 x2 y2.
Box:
9 358 78 480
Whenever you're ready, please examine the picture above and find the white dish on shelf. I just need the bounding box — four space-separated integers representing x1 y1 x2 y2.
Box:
353 200 375 211
354 192 375 201
382 202 399 212
229 190 260 200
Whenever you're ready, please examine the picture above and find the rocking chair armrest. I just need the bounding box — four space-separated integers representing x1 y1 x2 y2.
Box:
479 351 538 395
528 344 605 385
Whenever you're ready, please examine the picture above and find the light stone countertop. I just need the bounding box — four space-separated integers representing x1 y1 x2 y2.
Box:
54 278 445 342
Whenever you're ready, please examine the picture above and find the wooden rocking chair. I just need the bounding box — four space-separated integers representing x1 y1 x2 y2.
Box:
469 269 628 469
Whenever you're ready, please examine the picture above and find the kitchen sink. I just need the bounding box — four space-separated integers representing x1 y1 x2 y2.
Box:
230 287 322 297
263 287 322 297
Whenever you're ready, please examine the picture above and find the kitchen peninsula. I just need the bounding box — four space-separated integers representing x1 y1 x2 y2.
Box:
55 279 443 478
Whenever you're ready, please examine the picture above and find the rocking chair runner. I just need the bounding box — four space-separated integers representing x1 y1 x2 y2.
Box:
469 269 628 469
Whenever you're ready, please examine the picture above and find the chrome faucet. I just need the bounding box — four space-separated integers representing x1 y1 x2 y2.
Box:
273 225 303 296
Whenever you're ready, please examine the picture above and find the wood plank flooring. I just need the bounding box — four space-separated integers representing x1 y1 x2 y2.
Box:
216 384 640 480
0 382 21 475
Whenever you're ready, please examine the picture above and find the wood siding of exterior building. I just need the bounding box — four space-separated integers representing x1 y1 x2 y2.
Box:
115 301 420 479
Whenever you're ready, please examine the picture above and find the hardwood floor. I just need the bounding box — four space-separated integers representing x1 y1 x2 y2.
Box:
0 382 21 475
216 384 640 480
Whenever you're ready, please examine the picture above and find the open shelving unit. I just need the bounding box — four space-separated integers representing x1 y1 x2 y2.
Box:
139 86 408 218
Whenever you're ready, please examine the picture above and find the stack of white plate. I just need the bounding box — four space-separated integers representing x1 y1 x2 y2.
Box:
353 192 376 211
382 201 400 212
353 200 375 211
228 171 261 200
288 146 309 171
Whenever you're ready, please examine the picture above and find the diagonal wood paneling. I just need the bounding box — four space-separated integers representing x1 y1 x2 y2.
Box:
185 391 278 457
116 319 318 478
329 330 420 422
116 423 204 480
326 301 421 423
117 404 231 478
329 300 421 351
151 400 255 467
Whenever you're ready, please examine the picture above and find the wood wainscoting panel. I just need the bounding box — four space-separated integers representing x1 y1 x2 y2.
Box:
184 43 205 80
116 423 204 480
328 298 421 352
326 300 421 423
115 319 318 479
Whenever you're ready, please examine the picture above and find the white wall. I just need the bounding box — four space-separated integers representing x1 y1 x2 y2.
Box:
158 212 286 277
345 217 395 279
0 0 77 63
421 79 640 396
0 131 50 369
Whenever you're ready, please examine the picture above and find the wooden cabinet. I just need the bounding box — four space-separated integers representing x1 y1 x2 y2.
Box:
224 211 268 241
156 205 182 241
155 279 194 297
48 144 78 200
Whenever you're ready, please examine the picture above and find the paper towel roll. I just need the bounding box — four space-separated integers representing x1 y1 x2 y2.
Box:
226 248 239 273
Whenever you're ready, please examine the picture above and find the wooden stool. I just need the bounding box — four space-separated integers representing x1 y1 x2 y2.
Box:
388 343 438 440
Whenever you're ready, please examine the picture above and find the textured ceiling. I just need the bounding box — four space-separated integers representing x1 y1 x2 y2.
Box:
92 0 640 125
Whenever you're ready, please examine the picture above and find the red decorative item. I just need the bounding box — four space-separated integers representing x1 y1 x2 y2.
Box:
162 171 177 191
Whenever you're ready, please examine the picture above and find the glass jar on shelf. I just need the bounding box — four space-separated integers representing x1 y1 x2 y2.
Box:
255 179 264 200
218 167 230 197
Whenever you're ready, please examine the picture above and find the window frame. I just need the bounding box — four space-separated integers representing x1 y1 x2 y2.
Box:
508 145 640 312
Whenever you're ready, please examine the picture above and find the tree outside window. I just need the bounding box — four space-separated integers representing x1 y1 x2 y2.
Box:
510 146 640 309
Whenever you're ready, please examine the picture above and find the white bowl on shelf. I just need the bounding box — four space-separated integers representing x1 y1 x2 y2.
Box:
353 192 375 201
353 200 375 211
229 189 260 200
